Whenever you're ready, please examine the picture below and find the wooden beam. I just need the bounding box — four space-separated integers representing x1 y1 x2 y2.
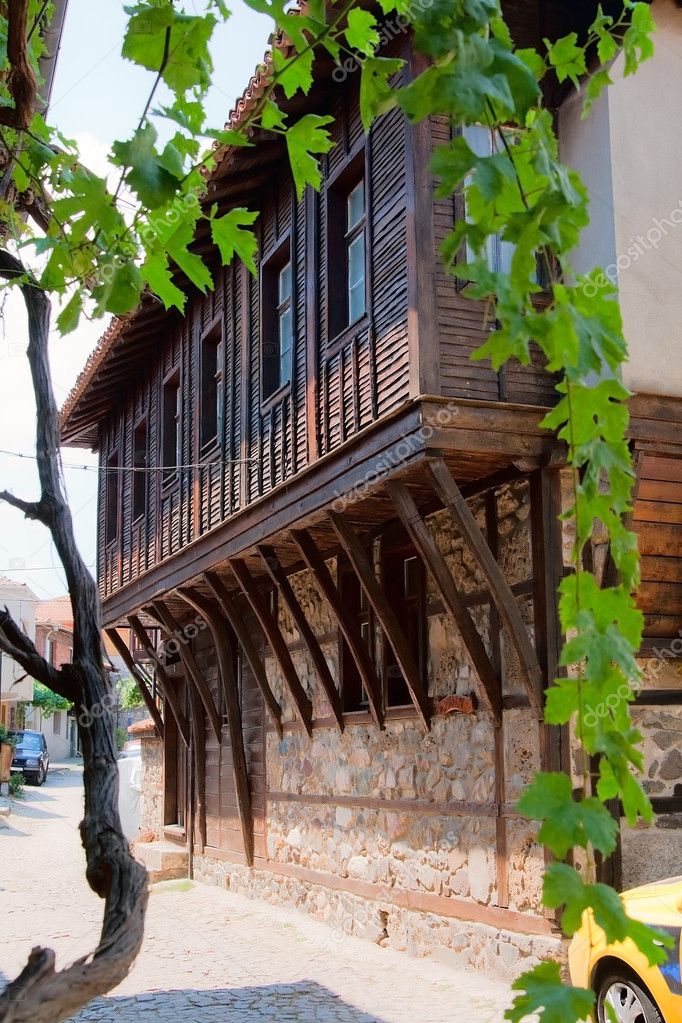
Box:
384 480 502 725
148 600 222 744
202 570 283 737
258 544 344 732
127 614 190 748
290 527 384 729
427 458 544 717
188 679 207 852
229 558 314 737
177 586 254 866
105 628 164 739
485 493 507 910
327 510 430 732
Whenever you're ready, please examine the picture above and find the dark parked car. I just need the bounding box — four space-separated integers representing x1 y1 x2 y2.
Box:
9 730 49 785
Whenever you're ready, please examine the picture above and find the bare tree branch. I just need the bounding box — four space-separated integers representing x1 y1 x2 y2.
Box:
0 247 148 1023
0 490 45 521
0 606 72 698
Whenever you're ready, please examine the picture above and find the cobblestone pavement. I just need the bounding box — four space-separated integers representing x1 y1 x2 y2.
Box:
1 767 514 1022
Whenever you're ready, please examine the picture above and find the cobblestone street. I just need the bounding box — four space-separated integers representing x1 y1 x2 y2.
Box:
0 767 513 1022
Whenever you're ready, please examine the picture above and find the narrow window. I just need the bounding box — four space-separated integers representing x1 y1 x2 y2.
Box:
262 244 293 401
383 547 427 708
339 562 372 712
162 372 181 484
105 451 120 544
460 125 552 288
346 179 366 324
328 155 367 339
201 326 223 449
132 419 147 521
53 710 61 735
45 636 53 665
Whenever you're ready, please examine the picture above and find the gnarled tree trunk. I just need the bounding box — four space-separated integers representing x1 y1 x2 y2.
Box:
0 250 148 1023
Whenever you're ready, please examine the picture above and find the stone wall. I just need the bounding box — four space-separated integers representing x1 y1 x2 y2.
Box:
139 733 164 839
185 482 560 976
192 853 562 983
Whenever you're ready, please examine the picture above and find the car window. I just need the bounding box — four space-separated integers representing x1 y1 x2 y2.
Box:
10 732 42 750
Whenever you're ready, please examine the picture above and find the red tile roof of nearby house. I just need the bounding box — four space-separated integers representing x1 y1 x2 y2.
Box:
36 595 74 631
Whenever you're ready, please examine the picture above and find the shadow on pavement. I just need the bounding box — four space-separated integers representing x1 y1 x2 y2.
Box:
68 982 391 1022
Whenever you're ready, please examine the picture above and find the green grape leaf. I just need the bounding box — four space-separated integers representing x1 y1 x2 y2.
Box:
142 252 186 312
112 123 182 209
345 9 380 55
285 114 334 198
359 56 402 133
507 962 594 1023
518 773 618 858
210 207 259 274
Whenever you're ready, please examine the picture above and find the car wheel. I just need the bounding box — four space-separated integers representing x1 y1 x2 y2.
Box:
28 773 40 786
597 972 664 1023
37 765 46 785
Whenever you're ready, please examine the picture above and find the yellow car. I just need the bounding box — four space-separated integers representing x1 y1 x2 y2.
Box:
569 876 682 1022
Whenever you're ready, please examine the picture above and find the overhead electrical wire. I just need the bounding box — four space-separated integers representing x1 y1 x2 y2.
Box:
0 448 257 473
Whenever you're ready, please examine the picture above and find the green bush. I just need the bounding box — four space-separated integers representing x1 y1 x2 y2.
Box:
9 772 24 798
117 676 144 710
32 681 72 719
115 726 128 751
0 724 16 747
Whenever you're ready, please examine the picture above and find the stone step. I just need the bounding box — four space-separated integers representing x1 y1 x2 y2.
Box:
135 841 188 883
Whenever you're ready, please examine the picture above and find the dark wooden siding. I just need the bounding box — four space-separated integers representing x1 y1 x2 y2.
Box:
96 65 559 604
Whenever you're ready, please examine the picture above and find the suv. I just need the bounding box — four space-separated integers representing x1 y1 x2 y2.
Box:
9 730 49 785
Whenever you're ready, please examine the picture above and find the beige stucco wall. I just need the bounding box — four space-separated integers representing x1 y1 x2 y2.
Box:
559 0 682 398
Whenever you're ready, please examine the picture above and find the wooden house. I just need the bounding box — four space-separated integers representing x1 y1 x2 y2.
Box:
61 0 682 975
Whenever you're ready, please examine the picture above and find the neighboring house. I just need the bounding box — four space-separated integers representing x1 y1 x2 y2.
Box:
29 596 76 760
59 0 682 975
0 578 38 729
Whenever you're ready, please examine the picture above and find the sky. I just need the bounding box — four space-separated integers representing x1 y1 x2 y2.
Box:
0 0 271 602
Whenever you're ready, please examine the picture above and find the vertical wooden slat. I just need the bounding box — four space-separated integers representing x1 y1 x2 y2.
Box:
177 586 254 866
485 492 507 909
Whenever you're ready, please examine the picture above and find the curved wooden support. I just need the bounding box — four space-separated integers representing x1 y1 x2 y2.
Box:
104 628 164 739
327 510 431 732
427 457 543 717
385 480 502 725
177 586 254 866
230 558 314 737
290 527 384 729
147 600 222 744
127 615 190 748
202 570 283 738
258 544 344 732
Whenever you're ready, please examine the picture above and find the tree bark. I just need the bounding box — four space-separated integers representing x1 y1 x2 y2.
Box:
0 250 148 1023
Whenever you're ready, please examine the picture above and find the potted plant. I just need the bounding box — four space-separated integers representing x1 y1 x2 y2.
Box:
0 724 16 783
